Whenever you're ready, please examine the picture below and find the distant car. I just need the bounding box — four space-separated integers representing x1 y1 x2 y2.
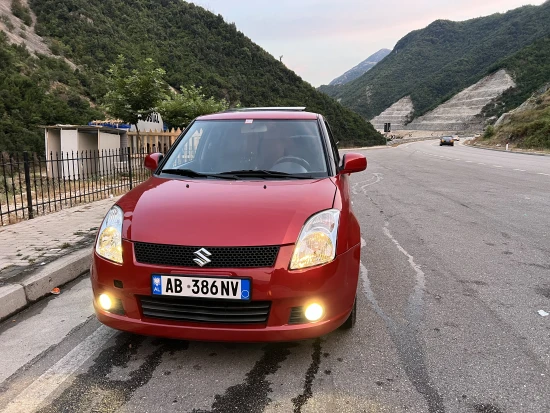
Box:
452 135 460 141
91 107 367 342
440 136 454 146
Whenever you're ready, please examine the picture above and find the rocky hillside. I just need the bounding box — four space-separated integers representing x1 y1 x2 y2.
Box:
328 48 390 86
0 0 384 153
320 2 550 128
475 84 550 149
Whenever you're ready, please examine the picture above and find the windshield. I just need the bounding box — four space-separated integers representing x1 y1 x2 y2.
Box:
159 119 328 178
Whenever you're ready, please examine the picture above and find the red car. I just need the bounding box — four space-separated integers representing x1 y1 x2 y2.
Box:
91 107 367 342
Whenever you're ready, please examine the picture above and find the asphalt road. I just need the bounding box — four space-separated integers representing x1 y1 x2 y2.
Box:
1 140 549 413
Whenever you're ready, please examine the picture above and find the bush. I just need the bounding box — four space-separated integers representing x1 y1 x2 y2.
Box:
0 14 15 31
11 0 32 26
483 125 495 139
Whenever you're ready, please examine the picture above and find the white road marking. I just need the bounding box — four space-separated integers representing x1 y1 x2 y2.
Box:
361 238 366 247
454 159 461 161
381 225 426 302
358 173 383 193
2 326 116 413
465 161 473 163
538 173 550 176
514 169 526 172
352 175 377 194
360 229 426 320
492 165 503 168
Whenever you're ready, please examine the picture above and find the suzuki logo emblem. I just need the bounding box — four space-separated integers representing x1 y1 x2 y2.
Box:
193 248 212 267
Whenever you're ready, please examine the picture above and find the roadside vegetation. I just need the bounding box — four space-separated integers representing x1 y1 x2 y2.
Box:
475 88 550 150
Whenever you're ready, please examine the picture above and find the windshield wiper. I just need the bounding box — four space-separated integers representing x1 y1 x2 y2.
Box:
221 169 315 179
161 169 238 180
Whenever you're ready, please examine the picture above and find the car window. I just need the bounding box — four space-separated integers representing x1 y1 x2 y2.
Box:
324 120 340 167
165 127 205 169
161 119 328 178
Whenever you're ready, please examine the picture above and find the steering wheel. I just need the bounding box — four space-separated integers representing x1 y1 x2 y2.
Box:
273 156 311 170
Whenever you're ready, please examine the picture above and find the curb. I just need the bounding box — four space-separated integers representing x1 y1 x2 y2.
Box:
463 144 550 157
339 145 388 151
0 248 92 321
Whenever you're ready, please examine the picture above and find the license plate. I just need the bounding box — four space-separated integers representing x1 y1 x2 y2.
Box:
151 275 251 300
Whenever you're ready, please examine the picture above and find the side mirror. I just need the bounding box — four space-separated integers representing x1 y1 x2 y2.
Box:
144 153 164 172
339 153 367 174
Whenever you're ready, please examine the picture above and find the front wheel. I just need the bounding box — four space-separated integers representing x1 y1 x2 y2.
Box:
340 297 357 330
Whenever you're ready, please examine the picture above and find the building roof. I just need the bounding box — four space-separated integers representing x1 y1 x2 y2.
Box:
41 124 127 134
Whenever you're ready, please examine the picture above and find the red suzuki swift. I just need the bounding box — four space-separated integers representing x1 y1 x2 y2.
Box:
91 107 367 342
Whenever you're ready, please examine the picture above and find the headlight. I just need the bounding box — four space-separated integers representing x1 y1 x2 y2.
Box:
290 209 340 270
95 205 123 263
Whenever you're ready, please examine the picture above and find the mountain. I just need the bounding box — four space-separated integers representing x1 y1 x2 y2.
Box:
328 48 391 86
319 2 550 124
0 0 384 153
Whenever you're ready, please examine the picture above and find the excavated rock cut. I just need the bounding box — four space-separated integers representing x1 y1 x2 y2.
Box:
404 69 515 132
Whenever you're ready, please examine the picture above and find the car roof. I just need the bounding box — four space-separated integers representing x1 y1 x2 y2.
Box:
197 107 319 121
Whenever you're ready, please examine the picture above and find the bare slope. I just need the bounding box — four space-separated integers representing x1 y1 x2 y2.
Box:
404 70 515 132
0 0 51 55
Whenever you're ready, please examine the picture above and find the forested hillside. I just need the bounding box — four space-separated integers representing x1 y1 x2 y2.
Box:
319 2 550 122
0 32 102 152
484 36 550 119
0 0 384 153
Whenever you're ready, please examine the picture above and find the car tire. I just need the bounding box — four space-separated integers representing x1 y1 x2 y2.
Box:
340 297 357 330
451 143 454 146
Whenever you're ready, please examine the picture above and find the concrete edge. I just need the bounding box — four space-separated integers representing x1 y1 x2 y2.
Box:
0 247 92 321
0 284 27 320
462 143 550 157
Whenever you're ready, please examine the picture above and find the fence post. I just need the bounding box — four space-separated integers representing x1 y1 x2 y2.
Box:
127 147 133 190
23 152 34 219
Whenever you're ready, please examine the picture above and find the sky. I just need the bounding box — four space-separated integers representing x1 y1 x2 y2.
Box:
189 0 547 87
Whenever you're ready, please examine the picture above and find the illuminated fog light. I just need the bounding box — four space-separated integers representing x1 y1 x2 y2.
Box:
305 303 324 322
98 294 112 311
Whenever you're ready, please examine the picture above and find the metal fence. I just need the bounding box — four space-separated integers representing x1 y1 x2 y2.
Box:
0 148 153 226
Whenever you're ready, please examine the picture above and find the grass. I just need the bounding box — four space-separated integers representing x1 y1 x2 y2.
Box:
474 88 550 150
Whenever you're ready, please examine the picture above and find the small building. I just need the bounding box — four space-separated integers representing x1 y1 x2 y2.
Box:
43 124 128 179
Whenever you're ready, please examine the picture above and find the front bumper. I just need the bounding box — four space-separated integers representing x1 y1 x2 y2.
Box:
91 241 360 342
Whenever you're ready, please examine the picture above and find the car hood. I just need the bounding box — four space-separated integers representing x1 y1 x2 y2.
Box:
118 177 337 246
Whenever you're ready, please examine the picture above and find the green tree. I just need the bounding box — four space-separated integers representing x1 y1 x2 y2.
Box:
102 55 168 149
158 85 230 128
11 0 32 26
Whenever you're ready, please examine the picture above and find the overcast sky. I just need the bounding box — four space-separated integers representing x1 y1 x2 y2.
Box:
189 0 547 87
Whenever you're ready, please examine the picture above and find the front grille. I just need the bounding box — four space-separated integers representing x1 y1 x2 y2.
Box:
140 296 271 324
134 242 279 268
289 306 307 324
